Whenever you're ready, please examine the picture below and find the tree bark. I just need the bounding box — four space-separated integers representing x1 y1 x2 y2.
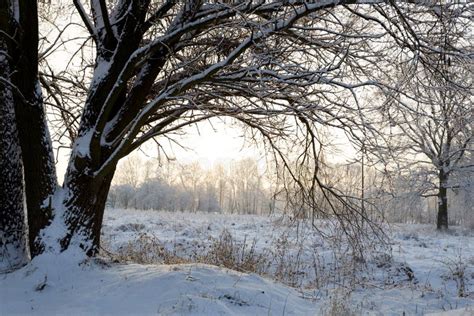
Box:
0 83 29 271
59 168 115 256
0 29 29 270
1 0 57 256
437 169 449 230
9 0 57 256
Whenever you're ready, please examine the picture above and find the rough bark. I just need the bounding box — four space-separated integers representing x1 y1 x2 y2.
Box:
437 170 449 230
0 15 29 270
60 168 115 256
9 0 57 256
0 80 29 271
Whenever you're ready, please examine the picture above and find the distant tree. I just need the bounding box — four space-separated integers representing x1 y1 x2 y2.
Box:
365 4 473 229
230 159 266 214
113 154 144 188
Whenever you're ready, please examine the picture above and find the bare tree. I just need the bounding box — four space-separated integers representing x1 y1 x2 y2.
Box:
363 3 473 229
1 0 470 263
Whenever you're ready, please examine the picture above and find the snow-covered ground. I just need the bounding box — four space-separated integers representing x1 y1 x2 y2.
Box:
1 208 473 315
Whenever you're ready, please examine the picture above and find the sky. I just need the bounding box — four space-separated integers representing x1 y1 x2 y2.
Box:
154 118 265 166
53 118 259 182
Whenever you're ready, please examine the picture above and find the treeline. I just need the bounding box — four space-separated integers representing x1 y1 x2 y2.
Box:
108 157 275 215
108 155 473 228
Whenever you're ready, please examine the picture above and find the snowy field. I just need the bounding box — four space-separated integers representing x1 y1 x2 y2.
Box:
1 208 473 315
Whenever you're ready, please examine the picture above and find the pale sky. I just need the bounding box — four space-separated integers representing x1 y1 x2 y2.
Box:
157 118 265 166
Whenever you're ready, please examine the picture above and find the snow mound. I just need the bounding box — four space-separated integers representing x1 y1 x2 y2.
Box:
0 253 317 315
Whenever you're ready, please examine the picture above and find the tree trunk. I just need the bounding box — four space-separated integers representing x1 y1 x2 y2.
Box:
437 170 449 230
0 35 29 271
16 102 57 257
10 0 57 257
59 168 115 256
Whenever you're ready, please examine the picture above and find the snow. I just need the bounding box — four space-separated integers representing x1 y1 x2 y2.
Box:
73 129 94 158
427 306 474 316
91 58 111 88
11 0 20 24
1 209 473 315
427 307 474 316
36 188 70 254
1 253 315 315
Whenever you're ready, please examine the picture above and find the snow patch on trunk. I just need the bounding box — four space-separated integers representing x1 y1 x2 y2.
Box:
91 58 111 88
73 129 94 158
37 188 88 259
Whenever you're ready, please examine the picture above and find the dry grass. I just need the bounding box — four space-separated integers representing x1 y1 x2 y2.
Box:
107 233 189 265
101 228 369 292
440 251 469 298
320 289 360 316
200 229 270 274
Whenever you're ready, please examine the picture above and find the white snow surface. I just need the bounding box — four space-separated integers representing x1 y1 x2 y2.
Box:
1 255 312 315
1 208 473 315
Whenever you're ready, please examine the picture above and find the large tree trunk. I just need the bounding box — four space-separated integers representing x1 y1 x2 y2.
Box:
8 0 57 256
0 81 29 271
0 31 29 271
437 170 449 230
59 167 115 256
16 99 57 257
